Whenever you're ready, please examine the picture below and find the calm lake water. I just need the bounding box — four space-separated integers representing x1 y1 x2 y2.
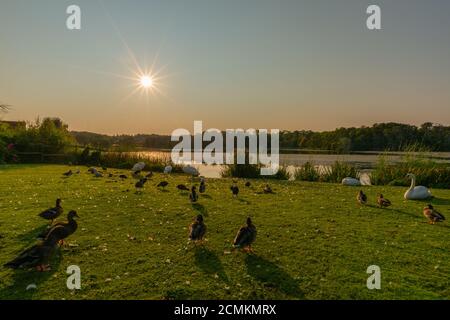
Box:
135 151 450 179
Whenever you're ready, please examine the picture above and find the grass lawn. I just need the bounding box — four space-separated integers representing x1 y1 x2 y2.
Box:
0 164 449 300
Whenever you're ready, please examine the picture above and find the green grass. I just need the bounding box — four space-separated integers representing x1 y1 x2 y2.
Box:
0 164 449 300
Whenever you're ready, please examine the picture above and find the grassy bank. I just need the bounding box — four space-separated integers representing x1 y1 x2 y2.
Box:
0 165 449 300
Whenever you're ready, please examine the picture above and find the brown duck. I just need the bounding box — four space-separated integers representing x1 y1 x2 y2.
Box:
233 217 257 253
40 210 80 246
189 214 206 243
38 199 63 224
377 194 391 208
4 237 58 271
423 204 446 224
357 190 367 205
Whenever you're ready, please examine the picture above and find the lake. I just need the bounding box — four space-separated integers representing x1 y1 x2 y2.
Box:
134 150 450 179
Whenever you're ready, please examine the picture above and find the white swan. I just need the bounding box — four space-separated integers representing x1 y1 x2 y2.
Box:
404 173 432 200
182 165 199 177
341 177 361 186
164 165 173 174
132 162 146 172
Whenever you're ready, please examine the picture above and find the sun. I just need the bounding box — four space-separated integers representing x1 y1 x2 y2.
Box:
140 75 153 89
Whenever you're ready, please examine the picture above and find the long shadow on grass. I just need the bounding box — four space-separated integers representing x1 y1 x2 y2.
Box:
192 203 208 217
194 247 229 283
0 247 63 299
236 198 251 205
386 208 423 220
245 255 304 299
16 225 50 246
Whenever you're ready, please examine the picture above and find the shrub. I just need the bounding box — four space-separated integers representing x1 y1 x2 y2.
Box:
293 162 320 181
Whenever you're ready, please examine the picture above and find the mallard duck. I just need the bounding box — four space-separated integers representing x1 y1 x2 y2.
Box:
38 199 63 224
88 167 97 174
41 210 79 246
157 181 169 188
423 204 446 224
4 238 57 271
177 184 189 191
357 190 367 205
230 184 239 197
263 184 273 194
199 178 206 193
189 186 198 203
245 181 251 187
233 217 257 253
377 194 391 208
63 170 73 177
189 214 206 243
135 178 148 192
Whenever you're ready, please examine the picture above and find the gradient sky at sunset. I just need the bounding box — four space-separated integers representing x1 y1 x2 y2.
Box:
1 0 450 134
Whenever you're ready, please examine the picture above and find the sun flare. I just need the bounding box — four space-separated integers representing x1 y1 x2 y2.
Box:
140 75 153 89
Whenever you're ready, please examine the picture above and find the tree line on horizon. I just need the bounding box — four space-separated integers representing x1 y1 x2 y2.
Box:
71 122 450 153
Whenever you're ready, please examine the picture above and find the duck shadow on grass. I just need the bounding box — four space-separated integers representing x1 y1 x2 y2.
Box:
236 198 251 205
0 248 63 299
16 225 50 246
429 197 450 206
194 247 229 283
192 203 208 216
245 255 304 299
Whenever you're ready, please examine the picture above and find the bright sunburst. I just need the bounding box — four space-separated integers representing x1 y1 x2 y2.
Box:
140 75 153 89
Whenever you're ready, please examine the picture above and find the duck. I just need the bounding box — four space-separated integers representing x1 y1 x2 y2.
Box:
189 214 206 243
94 171 103 178
189 186 198 203
404 173 432 200
177 184 190 191
88 167 97 174
39 211 80 246
199 178 206 193
233 217 257 253
263 184 273 194
357 190 367 205
423 204 446 224
132 171 143 180
157 181 169 188
62 170 73 177
38 199 63 224
377 194 391 208
135 178 148 192
4 238 58 271
230 184 239 197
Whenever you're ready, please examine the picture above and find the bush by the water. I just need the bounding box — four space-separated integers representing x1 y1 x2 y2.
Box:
371 153 450 188
294 161 359 183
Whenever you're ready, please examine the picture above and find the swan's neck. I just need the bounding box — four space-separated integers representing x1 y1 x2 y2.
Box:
409 176 416 190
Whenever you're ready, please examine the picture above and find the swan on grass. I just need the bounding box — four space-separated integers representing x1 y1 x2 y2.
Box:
404 173 432 200
341 177 361 186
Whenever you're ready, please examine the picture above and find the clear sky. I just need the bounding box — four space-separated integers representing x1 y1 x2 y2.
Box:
1 0 450 134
